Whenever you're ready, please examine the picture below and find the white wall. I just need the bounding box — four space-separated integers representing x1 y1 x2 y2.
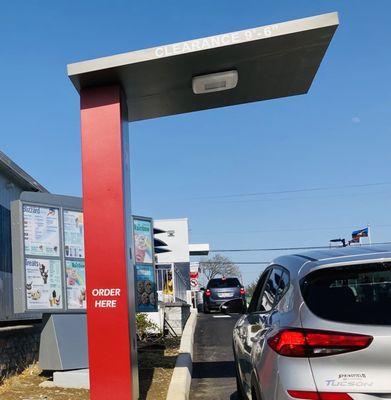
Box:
154 218 190 264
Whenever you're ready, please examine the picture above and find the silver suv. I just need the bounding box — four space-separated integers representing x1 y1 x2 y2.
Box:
225 245 391 400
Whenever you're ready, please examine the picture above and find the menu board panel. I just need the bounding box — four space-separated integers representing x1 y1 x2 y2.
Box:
133 219 153 264
135 264 157 312
14 197 156 314
25 258 63 310
64 210 84 258
66 260 86 309
23 205 60 257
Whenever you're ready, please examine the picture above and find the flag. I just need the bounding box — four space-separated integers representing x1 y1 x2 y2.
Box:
352 227 369 241
349 237 360 245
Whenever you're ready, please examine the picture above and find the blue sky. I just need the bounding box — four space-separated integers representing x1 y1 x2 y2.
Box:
1 1 391 285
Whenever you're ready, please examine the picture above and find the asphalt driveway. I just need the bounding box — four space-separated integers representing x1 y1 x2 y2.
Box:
190 313 240 400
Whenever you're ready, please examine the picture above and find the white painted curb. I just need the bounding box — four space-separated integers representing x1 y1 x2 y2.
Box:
166 309 197 400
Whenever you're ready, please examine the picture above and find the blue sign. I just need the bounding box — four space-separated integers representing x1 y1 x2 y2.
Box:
135 263 158 312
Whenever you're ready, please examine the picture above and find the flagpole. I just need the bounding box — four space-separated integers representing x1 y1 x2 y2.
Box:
368 224 372 245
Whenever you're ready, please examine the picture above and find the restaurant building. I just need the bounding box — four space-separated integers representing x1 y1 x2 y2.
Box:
0 150 46 320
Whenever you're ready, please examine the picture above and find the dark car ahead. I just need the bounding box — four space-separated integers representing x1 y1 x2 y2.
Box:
203 277 245 313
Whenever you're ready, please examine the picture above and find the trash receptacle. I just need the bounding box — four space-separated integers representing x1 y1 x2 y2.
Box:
196 290 203 312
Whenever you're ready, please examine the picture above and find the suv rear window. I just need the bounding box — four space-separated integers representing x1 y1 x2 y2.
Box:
208 278 241 288
301 262 391 325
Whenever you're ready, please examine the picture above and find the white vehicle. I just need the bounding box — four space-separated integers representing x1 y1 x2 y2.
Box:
223 245 391 399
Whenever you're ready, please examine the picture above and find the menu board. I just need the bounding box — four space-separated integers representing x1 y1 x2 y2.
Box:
64 210 84 258
66 260 86 309
134 219 153 264
23 205 60 257
25 258 63 310
14 198 157 314
135 264 157 312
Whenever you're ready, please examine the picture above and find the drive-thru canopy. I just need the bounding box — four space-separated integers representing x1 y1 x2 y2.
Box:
67 11 339 400
68 12 338 121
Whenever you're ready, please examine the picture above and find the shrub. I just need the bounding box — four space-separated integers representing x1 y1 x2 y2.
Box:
136 313 160 341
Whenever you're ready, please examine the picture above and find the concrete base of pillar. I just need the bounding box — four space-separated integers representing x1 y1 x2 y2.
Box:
53 369 90 389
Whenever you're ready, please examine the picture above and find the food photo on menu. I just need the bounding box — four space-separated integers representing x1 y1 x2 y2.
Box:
23 205 60 257
66 260 86 309
133 219 153 264
64 210 85 258
25 258 63 309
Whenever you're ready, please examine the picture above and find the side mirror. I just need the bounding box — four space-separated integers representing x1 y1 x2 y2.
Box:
220 298 247 315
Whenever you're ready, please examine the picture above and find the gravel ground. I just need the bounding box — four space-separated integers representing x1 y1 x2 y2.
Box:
0 339 179 400
138 340 179 400
0 365 89 400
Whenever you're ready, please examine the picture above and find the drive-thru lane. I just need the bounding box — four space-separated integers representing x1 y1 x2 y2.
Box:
190 313 239 400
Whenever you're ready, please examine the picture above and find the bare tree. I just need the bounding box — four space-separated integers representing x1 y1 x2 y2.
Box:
200 254 240 281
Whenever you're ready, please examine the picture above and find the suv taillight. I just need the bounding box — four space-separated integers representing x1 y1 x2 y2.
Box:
268 328 372 357
205 289 211 297
240 287 245 295
288 391 353 399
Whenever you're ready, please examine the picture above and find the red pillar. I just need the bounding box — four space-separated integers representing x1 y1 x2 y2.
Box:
80 85 138 400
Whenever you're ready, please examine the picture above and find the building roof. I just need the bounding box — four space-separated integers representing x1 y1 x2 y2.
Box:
0 150 48 192
67 12 338 122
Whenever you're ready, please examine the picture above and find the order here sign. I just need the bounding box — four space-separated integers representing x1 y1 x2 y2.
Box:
92 288 121 308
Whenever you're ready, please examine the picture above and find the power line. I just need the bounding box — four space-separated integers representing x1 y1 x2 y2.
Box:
199 261 270 265
209 241 391 253
208 190 391 205
210 245 338 252
197 182 391 200
191 223 391 236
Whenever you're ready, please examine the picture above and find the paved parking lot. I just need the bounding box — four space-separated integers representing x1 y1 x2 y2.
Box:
190 313 239 400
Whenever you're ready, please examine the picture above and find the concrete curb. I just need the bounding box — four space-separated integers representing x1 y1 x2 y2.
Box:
166 309 197 400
